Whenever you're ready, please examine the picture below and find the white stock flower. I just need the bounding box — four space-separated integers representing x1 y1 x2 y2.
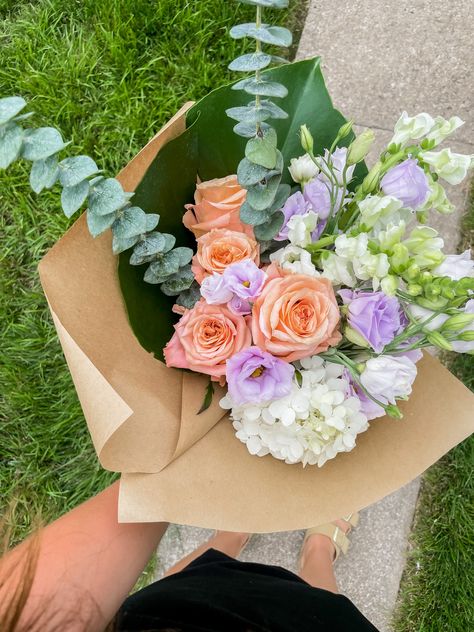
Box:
422 148 474 185
288 153 319 184
360 355 418 405
221 356 369 467
423 180 454 215
321 252 356 287
334 232 369 258
432 250 474 280
352 252 390 291
287 211 318 247
376 221 406 251
358 195 404 229
390 111 435 146
269 245 320 277
425 116 464 147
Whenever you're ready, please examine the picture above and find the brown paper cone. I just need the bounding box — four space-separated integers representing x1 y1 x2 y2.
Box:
39 104 474 531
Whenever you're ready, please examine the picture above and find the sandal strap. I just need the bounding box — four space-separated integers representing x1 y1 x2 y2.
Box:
303 524 350 561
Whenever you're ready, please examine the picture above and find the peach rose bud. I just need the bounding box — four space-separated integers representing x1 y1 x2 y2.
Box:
183 175 252 238
251 272 342 362
191 228 260 284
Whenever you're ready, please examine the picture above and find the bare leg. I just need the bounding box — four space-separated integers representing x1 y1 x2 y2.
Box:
164 531 249 577
298 519 351 593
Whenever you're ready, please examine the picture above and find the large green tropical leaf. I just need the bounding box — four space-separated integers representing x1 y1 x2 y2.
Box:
118 57 367 361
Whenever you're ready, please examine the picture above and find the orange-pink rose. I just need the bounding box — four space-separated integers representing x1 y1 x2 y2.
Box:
164 300 252 381
191 228 260 284
183 175 252 238
251 273 342 362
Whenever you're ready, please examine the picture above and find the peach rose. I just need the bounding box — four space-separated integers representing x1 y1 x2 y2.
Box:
183 175 252 238
252 273 342 362
191 228 260 284
164 299 252 381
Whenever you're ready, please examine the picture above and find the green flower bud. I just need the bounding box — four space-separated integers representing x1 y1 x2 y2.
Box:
344 325 370 348
440 313 474 331
416 210 428 224
347 130 375 165
390 243 409 272
300 124 314 154
457 330 474 342
385 404 403 419
407 283 423 296
417 296 449 310
405 262 421 280
336 120 354 142
426 331 453 351
381 275 399 296
360 161 383 194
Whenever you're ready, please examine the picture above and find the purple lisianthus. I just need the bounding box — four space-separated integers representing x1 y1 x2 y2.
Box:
339 289 402 353
380 158 431 210
226 346 295 405
326 147 356 184
228 295 252 316
223 259 266 301
200 272 234 304
275 191 312 241
302 177 332 221
344 369 385 420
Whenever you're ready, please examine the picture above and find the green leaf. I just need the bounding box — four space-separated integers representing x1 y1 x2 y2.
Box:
129 232 167 264
160 265 195 296
29 155 59 193
88 177 127 216
61 180 90 217
228 52 273 72
237 0 289 7
256 99 288 119
0 96 26 125
21 127 67 161
112 207 147 239
232 77 288 98
246 172 281 211
267 182 291 213
58 155 99 187
233 121 271 139
113 233 140 255
176 282 201 309
239 201 272 226
245 129 278 168
230 23 292 47
237 158 276 186
162 233 177 252
0 124 23 169
226 105 273 125
150 250 181 276
197 380 214 415
87 209 117 237
172 246 194 266
145 213 160 231
254 210 285 240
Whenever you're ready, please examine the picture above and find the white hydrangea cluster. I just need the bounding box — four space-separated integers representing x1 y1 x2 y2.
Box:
220 356 369 467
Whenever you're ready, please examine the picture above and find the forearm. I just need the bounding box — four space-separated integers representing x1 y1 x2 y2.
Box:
0 481 168 631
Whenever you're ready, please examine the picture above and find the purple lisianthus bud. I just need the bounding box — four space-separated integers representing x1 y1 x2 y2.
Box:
228 295 252 316
200 272 234 304
339 289 402 353
223 259 266 301
275 191 312 241
344 369 385 420
380 158 431 210
226 346 295 405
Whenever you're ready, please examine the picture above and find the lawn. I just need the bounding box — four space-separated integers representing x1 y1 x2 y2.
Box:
0 0 306 571
394 186 474 632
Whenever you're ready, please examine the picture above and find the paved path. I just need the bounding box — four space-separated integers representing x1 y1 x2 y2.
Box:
155 3 473 631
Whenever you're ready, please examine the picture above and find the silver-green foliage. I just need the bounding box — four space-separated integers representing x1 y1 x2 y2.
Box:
228 0 292 240
0 96 193 299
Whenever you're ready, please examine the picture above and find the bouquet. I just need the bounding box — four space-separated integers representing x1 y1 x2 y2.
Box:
1 0 473 528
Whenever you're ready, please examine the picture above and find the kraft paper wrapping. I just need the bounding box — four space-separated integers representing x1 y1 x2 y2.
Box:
38 104 474 532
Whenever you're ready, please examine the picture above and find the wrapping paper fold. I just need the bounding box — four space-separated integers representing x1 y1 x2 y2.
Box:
38 104 474 532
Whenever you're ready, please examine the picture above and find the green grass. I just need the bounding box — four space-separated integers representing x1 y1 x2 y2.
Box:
394 187 474 632
0 0 307 586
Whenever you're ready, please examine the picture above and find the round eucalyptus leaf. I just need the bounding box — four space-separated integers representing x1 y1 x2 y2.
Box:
173 246 194 266
176 282 201 309
148 250 181 278
58 155 99 187
87 209 117 238
112 207 147 239
246 172 282 211
239 201 272 226
160 265 195 296
30 155 59 193
61 180 90 218
129 231 167 265
257 99 288 119
245 132 278 169
0 123 24 169
162 233 177 253
230 23 292 47
113 233 140 255
88 177 127 216
237 157 272 186
21 127 67 161
228 52 272 72
145 213 160 231
268 182 291 213
233 120 271 139
226 105 272 125
143 263 169 285
0 96 26 125
253 210 285 241
232 77 288 98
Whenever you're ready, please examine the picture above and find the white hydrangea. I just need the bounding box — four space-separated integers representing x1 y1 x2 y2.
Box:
220 356 369 468
269 245 320 277
287 211 318 247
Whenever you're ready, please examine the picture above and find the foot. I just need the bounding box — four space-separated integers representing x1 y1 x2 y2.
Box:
299 518 352 569
213 530 251 556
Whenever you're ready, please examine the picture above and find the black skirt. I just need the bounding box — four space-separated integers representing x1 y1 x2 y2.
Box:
117 549 379 632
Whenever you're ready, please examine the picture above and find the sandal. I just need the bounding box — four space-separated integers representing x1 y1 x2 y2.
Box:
300 512 359 564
